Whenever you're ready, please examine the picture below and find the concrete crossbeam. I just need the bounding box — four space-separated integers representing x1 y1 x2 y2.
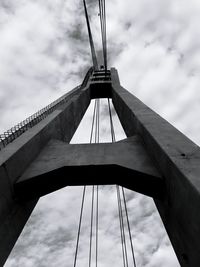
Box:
15 136 163 200
1 66 199 267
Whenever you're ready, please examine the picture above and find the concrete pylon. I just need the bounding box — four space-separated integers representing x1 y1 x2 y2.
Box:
0 68 200 266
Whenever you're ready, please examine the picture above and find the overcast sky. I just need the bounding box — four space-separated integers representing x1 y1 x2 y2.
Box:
1 0 200 266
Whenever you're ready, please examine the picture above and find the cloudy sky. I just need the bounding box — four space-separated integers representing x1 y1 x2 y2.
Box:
1 0 200 266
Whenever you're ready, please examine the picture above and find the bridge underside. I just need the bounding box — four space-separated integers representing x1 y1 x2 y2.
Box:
14 137 163 200
0 68 200 266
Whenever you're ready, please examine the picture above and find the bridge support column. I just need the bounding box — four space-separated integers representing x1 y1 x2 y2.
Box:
0 67 200 267
0 84 90 266
111 68 200 267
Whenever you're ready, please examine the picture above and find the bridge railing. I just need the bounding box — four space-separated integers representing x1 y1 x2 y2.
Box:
0 86 80 150
0 67 93 150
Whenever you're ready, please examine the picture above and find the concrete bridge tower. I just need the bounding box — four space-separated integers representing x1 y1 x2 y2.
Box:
0 68 200 267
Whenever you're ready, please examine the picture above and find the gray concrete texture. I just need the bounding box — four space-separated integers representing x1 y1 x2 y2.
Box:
111 68 200 267
0 67 199 266
15 136 163 200
0 85 90 266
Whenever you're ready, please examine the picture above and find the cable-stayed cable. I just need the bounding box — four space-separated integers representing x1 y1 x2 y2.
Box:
98 0 107 69
117 186 129 267
73 186 86 267
116 185 127 267
83 0 98 70
89 99 100 267
90 100 97 143
90 99 100 144
122 187 137 267
96 185 99 267
108 98 115 142
89 185 95 267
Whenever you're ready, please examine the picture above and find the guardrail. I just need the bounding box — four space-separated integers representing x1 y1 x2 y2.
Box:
0 67 93 150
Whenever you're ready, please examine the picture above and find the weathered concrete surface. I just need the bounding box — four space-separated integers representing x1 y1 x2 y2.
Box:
15 136 163 200
0 85 90 266
111 68 200 267
2 66 200 267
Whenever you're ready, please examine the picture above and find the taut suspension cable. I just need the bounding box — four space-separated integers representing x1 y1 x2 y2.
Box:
95 185 99 267
83 0 98 70
95 99 100 143
107 98 115 142
90 100 97 143
116 185 128 267
74 98 137 266
98 0 107 69
74 0 137 265
107 100 137 267
122 187 137 267
90 99 100 144
116 187 138 267
89 185 95 267
88 99 100 267
73 186 86 267
117 185 129 267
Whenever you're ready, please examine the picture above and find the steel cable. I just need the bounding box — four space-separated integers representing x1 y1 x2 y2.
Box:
73 186 86 267
89 185 95 267
83 0 98 70
116 185 127 267
122 187 137 267
90 100 97 143
98 0 107 69
107 98 115 142
89 98 100 267
96 185 99 267
117 186 129 267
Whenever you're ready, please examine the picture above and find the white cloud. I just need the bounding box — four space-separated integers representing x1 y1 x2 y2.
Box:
2 0 200 266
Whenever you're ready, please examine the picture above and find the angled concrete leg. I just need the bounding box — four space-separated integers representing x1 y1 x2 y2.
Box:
1 66 199 267
0 85 90 266
111 68 200 267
